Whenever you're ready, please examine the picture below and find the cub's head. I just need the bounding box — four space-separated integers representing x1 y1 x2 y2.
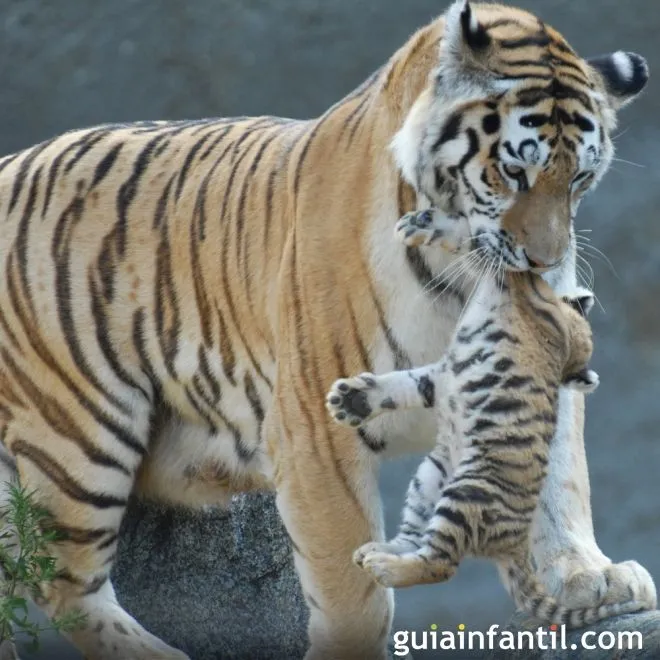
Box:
392 0 648 272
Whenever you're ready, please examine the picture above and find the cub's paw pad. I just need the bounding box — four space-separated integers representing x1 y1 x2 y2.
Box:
395 210 439 247
326 373 378 426
564 368 600 393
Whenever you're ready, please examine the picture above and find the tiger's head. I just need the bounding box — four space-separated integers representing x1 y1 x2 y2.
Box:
392 0 648 272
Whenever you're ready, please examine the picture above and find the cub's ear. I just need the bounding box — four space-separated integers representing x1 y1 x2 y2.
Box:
438 0 493 90
563 368 600 394
563 286 594 317
588 51 649 109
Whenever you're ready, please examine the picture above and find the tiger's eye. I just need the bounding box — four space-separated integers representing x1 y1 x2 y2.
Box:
503 164 525 177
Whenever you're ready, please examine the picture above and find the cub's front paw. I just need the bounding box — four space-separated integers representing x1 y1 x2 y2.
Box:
395 209 467 254
395 210 439 247
326 373 380 427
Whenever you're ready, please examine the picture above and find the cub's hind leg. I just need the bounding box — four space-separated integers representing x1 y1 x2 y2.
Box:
0 392 188 660
354 445 452 566
359 488 465 589
359 459 495 589
327 361 454 571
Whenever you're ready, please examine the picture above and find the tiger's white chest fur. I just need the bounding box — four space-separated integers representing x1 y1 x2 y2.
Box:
366 196 464 456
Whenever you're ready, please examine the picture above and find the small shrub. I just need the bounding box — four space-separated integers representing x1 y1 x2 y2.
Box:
0 484 86 653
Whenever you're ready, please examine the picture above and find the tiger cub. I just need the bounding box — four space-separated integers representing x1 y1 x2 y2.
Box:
326 209 645 627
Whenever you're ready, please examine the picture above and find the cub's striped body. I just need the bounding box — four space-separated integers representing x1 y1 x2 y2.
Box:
0 1 653 658
328 209 645 628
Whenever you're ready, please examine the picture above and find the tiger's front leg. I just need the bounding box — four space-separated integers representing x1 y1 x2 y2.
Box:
533 369 657 612
535 261 657 613
269 398 392 660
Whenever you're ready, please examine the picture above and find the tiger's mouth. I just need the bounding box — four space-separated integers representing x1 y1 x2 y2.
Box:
471 230 561 274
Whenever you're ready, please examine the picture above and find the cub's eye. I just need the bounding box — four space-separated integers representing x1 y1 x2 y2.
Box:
502 163 525 178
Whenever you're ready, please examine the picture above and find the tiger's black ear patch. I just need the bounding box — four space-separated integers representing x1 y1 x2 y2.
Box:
459 0 491 50
438 0 496 93
588 51 649 108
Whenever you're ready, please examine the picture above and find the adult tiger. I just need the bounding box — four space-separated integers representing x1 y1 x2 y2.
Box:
0 0 653 658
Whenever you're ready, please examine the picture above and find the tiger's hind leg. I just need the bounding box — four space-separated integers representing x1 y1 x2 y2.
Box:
1 402 189 660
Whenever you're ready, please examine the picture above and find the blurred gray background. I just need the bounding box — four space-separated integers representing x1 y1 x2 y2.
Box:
0 0 658 658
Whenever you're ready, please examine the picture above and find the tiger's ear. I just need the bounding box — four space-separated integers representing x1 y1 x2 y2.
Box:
438 0 494 92
446 0 491 52
588 51 649 109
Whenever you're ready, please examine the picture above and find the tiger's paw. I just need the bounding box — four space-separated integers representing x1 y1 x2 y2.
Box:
326 373 382 427
557 559 657 612
358 550 456 588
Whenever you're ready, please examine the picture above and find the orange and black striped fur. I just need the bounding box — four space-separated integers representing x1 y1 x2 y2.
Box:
0 1 651 658
327 209 644 628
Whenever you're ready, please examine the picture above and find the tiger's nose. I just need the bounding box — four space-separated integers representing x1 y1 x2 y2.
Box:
524 250 560 272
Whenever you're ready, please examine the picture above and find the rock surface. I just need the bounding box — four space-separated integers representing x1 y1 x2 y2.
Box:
113 494 308 660
0 641 19 660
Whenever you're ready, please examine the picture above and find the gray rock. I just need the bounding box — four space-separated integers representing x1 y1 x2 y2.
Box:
486 611 660 660
0 641 19 660
113 494 308 660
